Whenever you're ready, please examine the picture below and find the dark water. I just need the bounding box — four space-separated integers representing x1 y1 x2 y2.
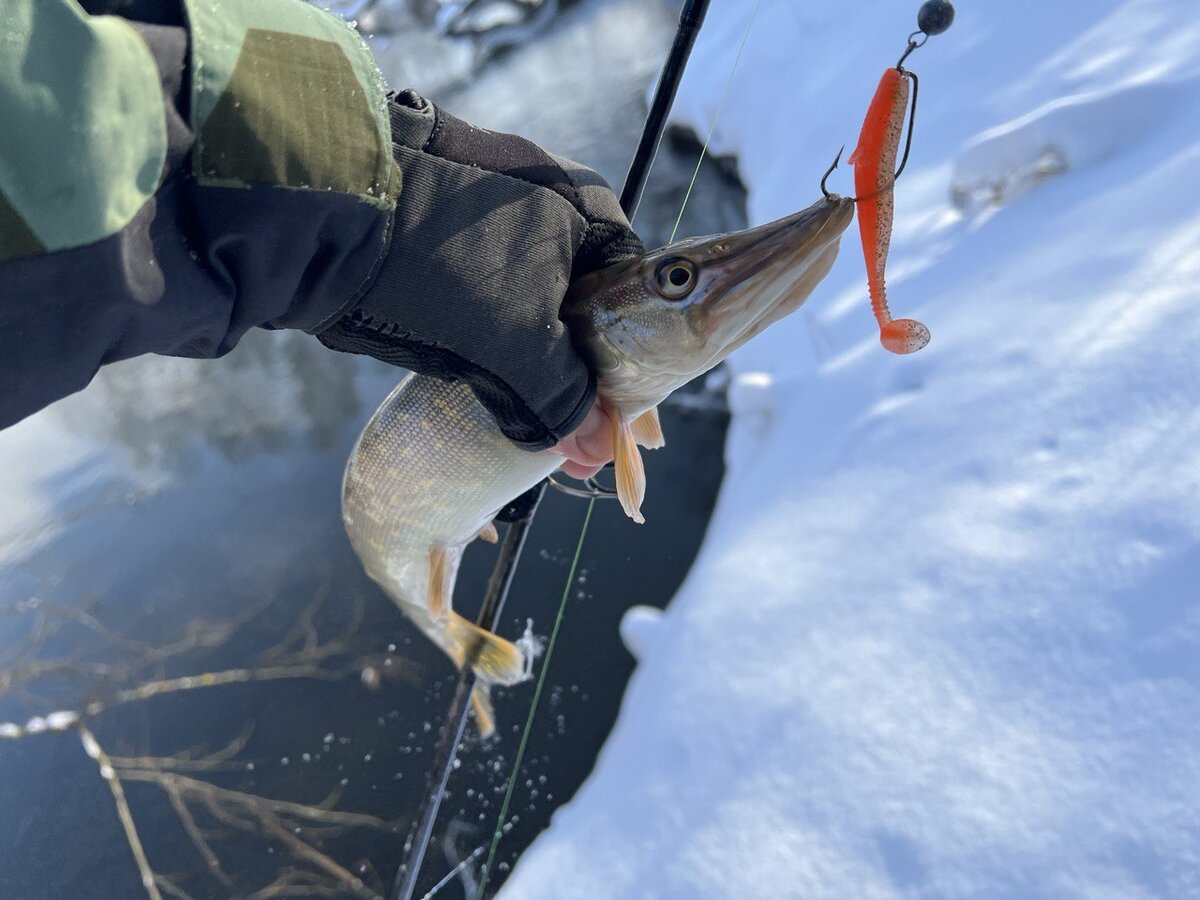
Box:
0 2 746 897
0 347 728 899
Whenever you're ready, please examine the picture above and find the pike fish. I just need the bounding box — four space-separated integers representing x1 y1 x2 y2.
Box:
342 194 855 736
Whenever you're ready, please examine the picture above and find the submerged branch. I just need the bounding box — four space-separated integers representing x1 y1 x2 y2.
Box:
1 586 413 899
78 725 164 900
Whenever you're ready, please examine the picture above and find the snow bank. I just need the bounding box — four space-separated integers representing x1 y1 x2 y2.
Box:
503 0 1200 896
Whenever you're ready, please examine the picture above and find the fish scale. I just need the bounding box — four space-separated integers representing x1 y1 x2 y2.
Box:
343 373 560 636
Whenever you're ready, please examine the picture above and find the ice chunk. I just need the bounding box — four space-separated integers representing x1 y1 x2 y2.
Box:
951 82 1177 211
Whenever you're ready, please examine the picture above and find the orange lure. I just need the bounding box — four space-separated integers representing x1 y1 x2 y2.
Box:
849 67 931 355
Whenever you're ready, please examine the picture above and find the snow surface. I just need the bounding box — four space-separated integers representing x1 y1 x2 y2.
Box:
502 1 1200 896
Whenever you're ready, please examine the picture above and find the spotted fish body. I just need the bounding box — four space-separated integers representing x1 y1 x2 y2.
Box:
342 375 558 733
343 196 855 736
344 375 559 607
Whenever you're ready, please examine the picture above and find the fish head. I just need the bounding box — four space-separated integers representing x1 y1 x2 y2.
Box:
563 195 855 413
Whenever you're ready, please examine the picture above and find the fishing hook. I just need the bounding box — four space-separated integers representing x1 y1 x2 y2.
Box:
820 146 844 200
821 66 919 200
896 30 928 70
893 68 919 181
546 472 620 500
823 3 948 198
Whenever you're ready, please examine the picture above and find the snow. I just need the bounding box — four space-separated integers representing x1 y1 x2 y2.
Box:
502 1 1200 897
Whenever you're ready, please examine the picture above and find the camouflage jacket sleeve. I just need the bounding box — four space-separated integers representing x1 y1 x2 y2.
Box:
0 0 398 430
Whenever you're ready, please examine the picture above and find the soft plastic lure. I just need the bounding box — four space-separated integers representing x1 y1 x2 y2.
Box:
849 66 931 355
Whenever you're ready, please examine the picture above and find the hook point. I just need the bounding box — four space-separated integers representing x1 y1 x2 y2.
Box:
820 146 845 200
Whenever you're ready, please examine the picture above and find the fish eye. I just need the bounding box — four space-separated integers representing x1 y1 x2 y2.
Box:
655 259 697 299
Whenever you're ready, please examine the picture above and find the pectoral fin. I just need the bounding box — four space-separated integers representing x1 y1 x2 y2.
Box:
630 407 665 449
477 521 499 544
612 413 647 524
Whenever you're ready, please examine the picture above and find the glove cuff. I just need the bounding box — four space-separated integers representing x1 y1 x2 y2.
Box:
318 310 596 449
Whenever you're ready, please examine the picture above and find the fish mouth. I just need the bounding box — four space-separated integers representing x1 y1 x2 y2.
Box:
692 195 855 353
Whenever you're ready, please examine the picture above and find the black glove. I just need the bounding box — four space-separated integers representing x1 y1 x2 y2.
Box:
317 90 643 450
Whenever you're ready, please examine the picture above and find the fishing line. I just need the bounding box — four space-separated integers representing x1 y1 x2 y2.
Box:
474 5 762 896
668 0 764 244
475 498 594 899
470 1 958 893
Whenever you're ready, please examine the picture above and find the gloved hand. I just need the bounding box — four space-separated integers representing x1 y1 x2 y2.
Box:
317 89 643 452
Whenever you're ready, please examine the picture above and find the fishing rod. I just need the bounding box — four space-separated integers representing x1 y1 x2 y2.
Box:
390 2 711 897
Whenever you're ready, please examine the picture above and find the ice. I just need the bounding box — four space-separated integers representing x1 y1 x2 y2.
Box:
515 618 545 681
951 81 1185 212
502 1 1200 896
